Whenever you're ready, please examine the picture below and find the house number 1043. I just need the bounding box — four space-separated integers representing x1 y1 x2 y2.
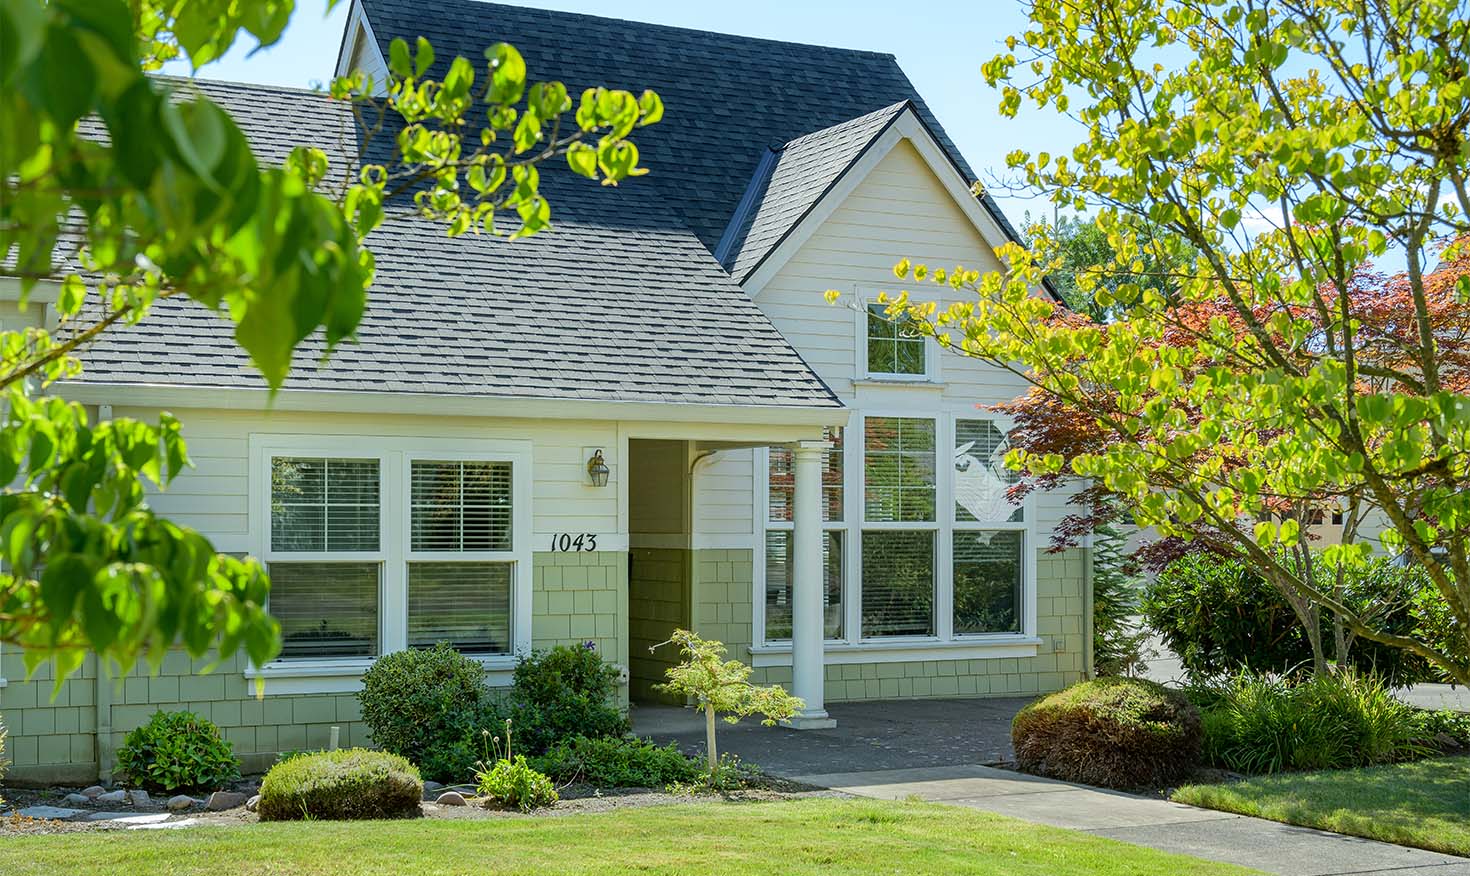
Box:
549 533 598 552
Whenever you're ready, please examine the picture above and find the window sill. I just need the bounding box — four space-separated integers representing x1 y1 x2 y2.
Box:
246 655 519 695
852 377 944 389
748 636 1042 668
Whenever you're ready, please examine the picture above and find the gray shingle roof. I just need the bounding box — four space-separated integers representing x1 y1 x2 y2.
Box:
716 102 909 280
357 0 1029 252
71 78 841 408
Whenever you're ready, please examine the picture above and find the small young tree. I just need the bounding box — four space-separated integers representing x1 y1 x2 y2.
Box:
653 630 802 772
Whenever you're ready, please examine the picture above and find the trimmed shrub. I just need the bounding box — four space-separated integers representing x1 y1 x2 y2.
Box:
531 735 701 788
1145 552 1443 686
1 713 8 808
476 755 558 812
357 643 501 782
1197 671 1433 773
115 710 240 793
257 749 422 821
1012 677 1202 790
509 643 627 754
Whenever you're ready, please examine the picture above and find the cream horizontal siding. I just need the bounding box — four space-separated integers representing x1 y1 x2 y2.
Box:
754 137 1082 544
692 448 755 540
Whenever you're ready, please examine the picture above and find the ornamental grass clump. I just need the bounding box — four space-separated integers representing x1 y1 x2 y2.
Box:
257 749 423 821
1012 677 1202 790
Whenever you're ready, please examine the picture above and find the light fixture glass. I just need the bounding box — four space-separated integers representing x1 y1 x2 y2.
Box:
587 449 609 487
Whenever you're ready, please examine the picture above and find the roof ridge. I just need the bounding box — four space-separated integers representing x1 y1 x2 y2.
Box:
150 73 334 99
363 0 899 60
781 100 911 149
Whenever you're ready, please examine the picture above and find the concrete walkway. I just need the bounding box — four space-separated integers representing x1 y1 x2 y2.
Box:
788 763 1470 876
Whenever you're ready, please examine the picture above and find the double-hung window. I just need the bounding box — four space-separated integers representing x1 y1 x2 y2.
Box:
764 427 844 642
406 460 514 654
951 419 1025 635
267 457 383 659
861 416 938 638
258 438 530 669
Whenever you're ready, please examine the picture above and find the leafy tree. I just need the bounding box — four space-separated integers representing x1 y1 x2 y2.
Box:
653 629 802 771
847 0 1470 684
0 0 662 681
1030 213 1194 319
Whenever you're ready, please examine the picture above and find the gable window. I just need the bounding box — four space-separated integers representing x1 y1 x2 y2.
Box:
764 427 844 643
268 457 383 659
866 304 927 378
862 417 936 637
256 439 531 672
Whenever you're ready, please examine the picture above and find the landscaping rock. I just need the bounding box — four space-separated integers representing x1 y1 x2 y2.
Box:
129 790 151 807
62 793 91 806
206 791 248 811
423 781 444 793
15 805 87 820
131 818 200 830
435 791 468 807
84 812 171 825
80 786 106 800
245 795 260 813
167 795 196 811
96 790 128 804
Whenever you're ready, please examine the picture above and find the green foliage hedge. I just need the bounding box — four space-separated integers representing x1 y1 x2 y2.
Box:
257 749 423 821
509 644 627 755
357 643 502 783
1145 552 1445 686
532 735 701 788
115 710 240 793
1012 678 1202 790
1192 672 1434 773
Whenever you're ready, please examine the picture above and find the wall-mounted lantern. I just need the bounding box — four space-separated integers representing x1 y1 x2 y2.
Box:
587 449 610 487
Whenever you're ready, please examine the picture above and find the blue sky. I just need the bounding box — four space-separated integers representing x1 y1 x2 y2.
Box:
165 0 1086 226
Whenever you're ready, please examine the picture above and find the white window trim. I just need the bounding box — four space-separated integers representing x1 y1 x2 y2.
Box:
753 410 1037 662
246 434 533 692
854 291 942 384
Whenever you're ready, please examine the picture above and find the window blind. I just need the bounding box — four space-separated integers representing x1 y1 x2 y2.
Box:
860 530 934 637
411 460 512 552
271 457 380 552
268 562 380 658
952 530 1022 634
407 562 512 654
867 304 925 375
763 530 843 642
864 417 936 522
768 426 844 522
954 419 1023 523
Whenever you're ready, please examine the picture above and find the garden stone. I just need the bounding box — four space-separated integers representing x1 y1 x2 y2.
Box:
434 791 467 807
423 781 444 793
167 795 195 811
62 793 91 806
84 811 170 824
129 790 151 806
245 795 260 812
96 790 128 804
81 786 106 800
130 818 200 830
206 791 248 811
15 805 86 820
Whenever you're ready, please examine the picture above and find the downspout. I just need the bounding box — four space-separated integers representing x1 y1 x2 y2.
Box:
95 659 114 784
1082 545 1096 679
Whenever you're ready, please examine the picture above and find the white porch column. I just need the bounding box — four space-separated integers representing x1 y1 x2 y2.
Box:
788 439 836 730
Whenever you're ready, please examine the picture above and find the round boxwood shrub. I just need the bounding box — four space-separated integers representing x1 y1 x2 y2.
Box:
115 710 240 793
257 749 422 821
1012 678 1202 790
357 643 499 782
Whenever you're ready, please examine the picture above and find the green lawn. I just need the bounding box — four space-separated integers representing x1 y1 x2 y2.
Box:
1173 755 1470 856
0 798 1257 875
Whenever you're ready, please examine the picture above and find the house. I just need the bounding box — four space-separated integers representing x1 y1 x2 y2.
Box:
0 0 1090 784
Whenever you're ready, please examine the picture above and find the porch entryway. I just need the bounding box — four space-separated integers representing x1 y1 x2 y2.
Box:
626 439 693 704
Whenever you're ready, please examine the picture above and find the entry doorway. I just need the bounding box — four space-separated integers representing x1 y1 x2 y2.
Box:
626 439 692 704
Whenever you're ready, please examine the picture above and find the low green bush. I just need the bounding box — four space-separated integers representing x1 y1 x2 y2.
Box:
1012 677 1202 790
357 644 502 783
476 755 558 812
115 710 240 793
1 713 8 808
532 736 701 788
509 643 627 755
1145 552 1445 686
1198 671 1432 773
1415 708 1470 750
257 749 422 821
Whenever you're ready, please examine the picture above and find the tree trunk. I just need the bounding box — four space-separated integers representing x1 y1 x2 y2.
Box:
704 703 718 773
